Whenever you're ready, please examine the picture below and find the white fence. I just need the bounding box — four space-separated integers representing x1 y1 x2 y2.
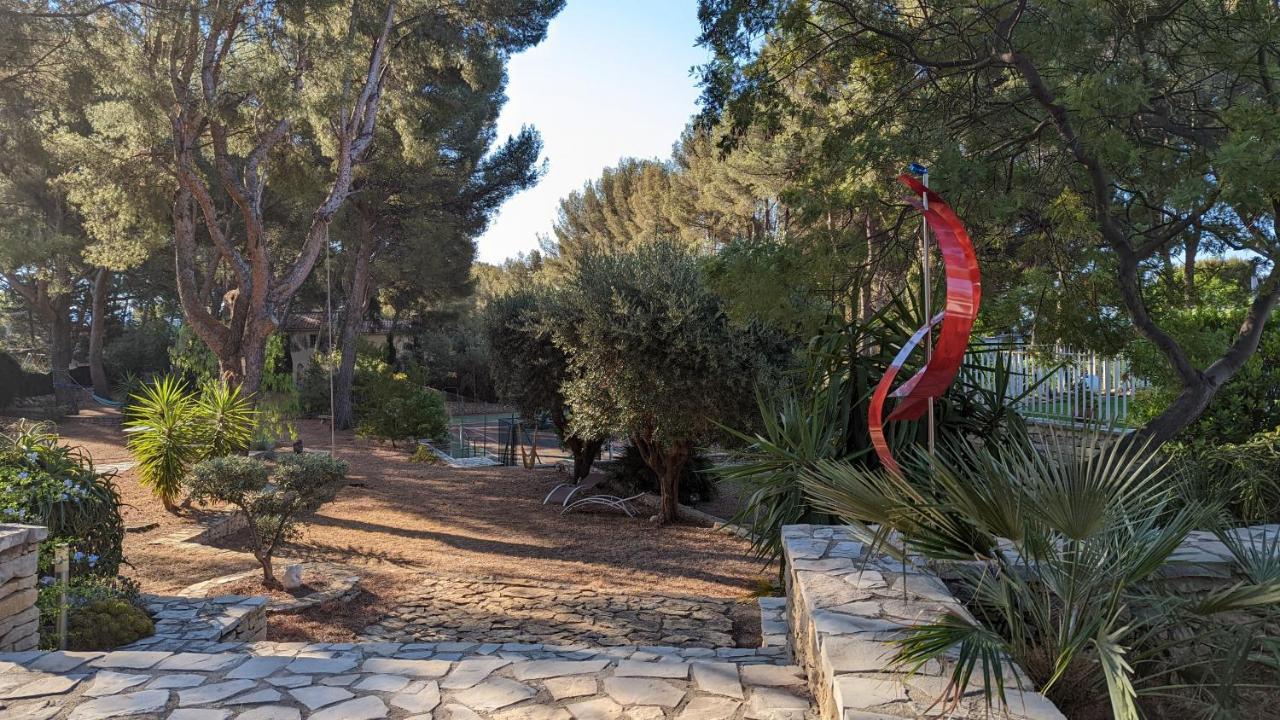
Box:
968 343 1149 428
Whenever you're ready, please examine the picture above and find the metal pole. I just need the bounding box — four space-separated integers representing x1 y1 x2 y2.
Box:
921 169 935 454
54 545 68 650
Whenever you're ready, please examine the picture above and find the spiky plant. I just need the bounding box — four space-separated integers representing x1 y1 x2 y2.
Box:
197 380 256 459
124 376 203 513
802 431 1280 720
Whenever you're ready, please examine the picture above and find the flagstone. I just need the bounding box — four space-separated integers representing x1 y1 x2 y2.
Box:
225 657 292 679
309 695 389 720
67 690 169 720
148 674 207 689
567 697 625 720
390 680 441 714
85 670 150 697
361 657 451 677
677 696 740 720
159 653 245 672
543 674 597 700
166 710 232 720
289 684 353 710
690 662 743 699
89 651 170 669
602 677 685 707
614 660 688 679
178 680 258 706
512 659 609 680
355 673 412 692
453 677 537 711
441 657 511 689
233 705 302 720
2 674 83 699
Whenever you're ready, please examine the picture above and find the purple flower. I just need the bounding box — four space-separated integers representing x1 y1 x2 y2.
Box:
39 576 54 586
73 551 85 563
16 471 28 480
87 554 99 567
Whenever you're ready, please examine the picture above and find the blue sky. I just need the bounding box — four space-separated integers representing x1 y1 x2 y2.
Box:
475 0 710 263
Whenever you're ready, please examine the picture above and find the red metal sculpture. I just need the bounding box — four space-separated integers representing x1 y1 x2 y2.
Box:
868 174 981 475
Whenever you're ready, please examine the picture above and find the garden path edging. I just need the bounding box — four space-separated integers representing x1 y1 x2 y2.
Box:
782 524 1065 720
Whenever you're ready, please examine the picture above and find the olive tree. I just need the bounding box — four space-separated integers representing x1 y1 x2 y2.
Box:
484 287 604 480
554 242 770 523
189 453 348 588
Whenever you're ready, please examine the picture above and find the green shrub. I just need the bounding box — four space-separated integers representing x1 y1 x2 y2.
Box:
0 421 124 577
36 575 147 650
64 599 153 651
355 363 448 445
188 453 347 587
103 321 173 384
298 359 332 417
607 444 715 504
410 445 442 464
1170 428 1280 524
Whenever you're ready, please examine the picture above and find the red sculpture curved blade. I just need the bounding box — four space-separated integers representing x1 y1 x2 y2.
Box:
869 175 981 475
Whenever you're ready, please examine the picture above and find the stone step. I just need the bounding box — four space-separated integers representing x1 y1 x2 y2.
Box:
0 644 814 720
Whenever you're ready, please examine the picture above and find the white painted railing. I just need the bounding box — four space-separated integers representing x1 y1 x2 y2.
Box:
968 343 1149 427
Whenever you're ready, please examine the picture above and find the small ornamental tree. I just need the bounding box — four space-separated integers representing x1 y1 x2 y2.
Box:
484 288 604 479
188 454 348 587
555 242 771 523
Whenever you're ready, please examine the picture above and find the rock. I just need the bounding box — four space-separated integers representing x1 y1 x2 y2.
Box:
166 710 232 720
677 696 741 720
625 709 664 720
224 688 282 705
88 651 170 670
389 681 440 714
493 705 572 720
2 674 83 699
158 653 245 672
284 656 357 674
690 662 743 699
452 677 537 711
566 697 624 720
446 703 485 720
67 690 169 720
745 687 810 720
289 685 353 710
234 707 302 720
361 657 451 678
355 674 411 693
282 565 304 590
29 651 102 673
177 680 258 706
602 677 685 707
543 675 597 700
440 657 511 689
225 656 292 679
309 696 389 720
263 675 312 688
146 674 206 689
614 660 688 679
739 665 804 687
85 671 150 697
511 659 609 680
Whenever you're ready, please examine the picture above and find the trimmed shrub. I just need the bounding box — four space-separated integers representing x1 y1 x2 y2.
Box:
607 444 716 504
188 453 347 587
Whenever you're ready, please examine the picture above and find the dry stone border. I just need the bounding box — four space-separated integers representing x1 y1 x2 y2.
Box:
0 525 46 652
0 640 813 719
361 576 738 649
782 524 1065 720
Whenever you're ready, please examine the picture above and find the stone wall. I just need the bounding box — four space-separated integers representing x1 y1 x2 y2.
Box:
0 524 47 652
782 524 1065 720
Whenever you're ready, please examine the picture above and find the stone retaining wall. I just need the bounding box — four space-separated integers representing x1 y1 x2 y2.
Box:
782 524 1064 720
0 524 47 652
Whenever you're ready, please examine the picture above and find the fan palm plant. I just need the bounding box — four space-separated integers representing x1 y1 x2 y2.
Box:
802 431 1280 720
124 376 204 513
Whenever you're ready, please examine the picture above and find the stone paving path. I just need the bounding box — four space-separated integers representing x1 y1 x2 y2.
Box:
361 577 737 649
0 641 811 720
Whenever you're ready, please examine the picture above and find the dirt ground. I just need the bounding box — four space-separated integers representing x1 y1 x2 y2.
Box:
48 416 774 642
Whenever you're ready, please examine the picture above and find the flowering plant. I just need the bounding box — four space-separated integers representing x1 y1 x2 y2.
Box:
0 421 124 577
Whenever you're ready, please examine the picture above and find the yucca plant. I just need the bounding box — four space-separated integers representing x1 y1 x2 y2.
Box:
802 431 1280 720
124 376 204 513
197 380 256 459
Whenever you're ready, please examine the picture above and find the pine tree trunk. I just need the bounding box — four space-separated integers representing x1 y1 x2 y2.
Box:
334 213 376 430
49 307 77 409
89 268 111 398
